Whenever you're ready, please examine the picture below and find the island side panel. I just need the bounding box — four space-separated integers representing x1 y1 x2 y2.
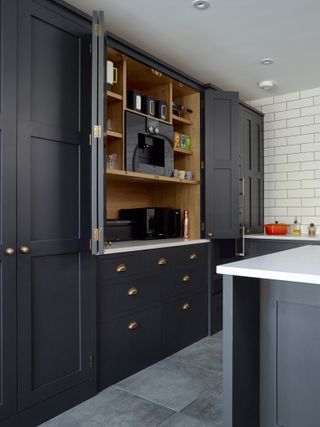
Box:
223 275 260 427
260 279 320 427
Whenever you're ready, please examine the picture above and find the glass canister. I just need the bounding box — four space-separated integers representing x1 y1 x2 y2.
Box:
308 223 316 236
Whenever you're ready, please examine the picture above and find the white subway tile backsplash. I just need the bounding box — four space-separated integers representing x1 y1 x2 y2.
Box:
287 134 314 145
275 127 300 138
276 181 301 190
288 189 314 198
252 87 320 227
275 109 300 120
262 102 286 114
264 120 287 131
288 152 314 163
274 92 300 103
300 88 320 98
287 116 314 128
287 98 314 110
276 198 301 207
301 124 320 135
275 145 300 155
275 163 300 172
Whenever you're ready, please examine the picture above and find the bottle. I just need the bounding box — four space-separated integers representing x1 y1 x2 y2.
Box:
292 217 301 236
183 210 189 239
308 223 316 236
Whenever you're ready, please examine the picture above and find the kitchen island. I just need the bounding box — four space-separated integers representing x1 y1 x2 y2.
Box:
217 245 320 427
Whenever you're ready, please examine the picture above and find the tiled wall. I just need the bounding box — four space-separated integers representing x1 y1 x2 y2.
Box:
248 87 320 233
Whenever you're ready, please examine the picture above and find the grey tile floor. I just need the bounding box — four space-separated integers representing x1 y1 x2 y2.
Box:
40 331 223 427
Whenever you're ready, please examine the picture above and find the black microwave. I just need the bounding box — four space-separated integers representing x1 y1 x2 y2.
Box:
119 208 181 240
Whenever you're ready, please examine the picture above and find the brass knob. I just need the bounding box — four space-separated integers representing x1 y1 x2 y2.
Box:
182 303 190 311
128 287 138 296
207 232 213 238
128 320 139 330
182 275 191 282
20 246 30 254
117 263 127 272
158 257 167 265
5 248 15 256
190 253 198 261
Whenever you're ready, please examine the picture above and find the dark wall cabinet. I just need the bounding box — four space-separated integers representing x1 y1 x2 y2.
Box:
97 244 209 389
1 1 95 426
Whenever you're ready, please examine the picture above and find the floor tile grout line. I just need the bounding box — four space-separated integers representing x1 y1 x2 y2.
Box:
167 355 222 375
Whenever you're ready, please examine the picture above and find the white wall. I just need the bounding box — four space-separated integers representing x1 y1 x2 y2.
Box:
248 87 320 233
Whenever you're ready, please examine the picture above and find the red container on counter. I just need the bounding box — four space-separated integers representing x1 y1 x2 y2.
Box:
264 222 289 235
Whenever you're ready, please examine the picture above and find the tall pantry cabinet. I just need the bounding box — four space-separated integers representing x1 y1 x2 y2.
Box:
1 1 96 426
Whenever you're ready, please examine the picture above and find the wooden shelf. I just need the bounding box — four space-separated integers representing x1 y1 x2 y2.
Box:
174 147 193 156
107 91 123 102
105 130 123 139
126 108 171 125
172 114 192 126
106 169 199 185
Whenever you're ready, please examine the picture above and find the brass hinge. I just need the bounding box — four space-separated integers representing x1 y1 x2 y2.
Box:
94 23 101 37
93 125 102 138
89 134 92 146
92 228 102 241
201 161 205 170
201 222 205 232
89 354 94 368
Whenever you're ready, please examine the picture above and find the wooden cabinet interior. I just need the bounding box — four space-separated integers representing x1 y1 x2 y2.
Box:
105 48 201 239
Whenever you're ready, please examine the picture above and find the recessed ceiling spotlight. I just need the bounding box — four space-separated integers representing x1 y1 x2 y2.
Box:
192 0 210 10
261 58 274 65
258 80 276 90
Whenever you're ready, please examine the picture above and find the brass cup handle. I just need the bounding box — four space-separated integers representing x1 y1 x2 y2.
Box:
158 257 167 265
128 287 138 296
190 253 198 261
5 248 15 256
207 232 213 238
182 275 191 282
182 303 190 311
128 320 139 330
117 264 127 272
20 246 30 254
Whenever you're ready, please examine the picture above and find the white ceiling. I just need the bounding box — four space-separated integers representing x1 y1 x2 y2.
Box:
66 0 320 101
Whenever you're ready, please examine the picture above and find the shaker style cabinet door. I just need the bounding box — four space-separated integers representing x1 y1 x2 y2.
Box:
0 0 18 421
16 0 94 410
204 88 240 239
91 10 106 254
240 106 264 234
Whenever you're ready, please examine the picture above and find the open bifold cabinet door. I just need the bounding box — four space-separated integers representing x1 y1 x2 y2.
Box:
91 11 106 254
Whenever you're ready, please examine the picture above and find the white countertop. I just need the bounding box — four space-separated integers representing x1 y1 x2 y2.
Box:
217 245 320 285
245 233 320 241
103 238 210 254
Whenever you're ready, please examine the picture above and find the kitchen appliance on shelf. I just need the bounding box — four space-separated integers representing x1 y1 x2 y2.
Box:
125 111 174 177
119 208 181 240
104 219 138 242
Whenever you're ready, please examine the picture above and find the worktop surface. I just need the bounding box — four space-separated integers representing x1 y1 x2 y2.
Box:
217 245 320 285
103 238 210 254
245 233 320 241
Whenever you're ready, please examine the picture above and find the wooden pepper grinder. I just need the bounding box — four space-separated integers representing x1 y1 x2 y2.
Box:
183 209 189 239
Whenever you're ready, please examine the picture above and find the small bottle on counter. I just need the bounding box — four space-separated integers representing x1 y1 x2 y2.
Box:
308 223 316 236
292 217 301 236
183 209 189 239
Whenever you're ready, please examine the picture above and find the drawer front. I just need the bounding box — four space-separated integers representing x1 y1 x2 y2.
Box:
99 305 162 389
163 264 208 299
98 252 145 282
164 292 208 356
99 276 162 322
211 292 222 335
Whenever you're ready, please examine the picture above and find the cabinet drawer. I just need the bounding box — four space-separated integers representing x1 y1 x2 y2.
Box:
164 292 208 356
163 264 208 299
211 292 222 335
99 275 162 322
99 305 162 389
98 253 145 282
